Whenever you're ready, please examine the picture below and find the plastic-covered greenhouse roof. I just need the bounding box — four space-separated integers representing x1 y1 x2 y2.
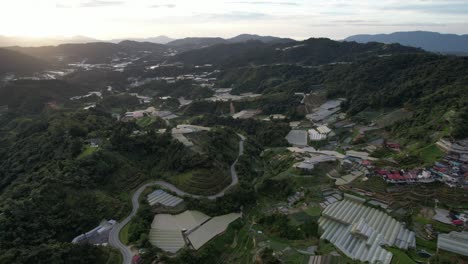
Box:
438 231 468 256
318 195 416 264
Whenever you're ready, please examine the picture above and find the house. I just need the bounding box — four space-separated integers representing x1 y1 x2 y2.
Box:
86 138 103 148
132 255 142 264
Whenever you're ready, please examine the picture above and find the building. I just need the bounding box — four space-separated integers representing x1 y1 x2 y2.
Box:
437 231 468 256
72 219 117 245
308 129 327 141
149 210 241 253
293 154 337 171
286 130 308 146
318 194 415 264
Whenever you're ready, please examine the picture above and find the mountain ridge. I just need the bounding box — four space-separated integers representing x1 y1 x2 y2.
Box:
345 31 468 54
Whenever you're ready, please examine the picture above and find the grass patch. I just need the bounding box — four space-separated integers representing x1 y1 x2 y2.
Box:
119 222 130 245
136 116 156 127
77 146 98 159
416 144 444 165
388 248 416 264
304 206 322 217
413 215 458 234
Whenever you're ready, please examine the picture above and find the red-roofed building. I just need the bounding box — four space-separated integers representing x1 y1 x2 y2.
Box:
385 171 406 183
434 167 447 173
386 143 401 150
132 255 142 264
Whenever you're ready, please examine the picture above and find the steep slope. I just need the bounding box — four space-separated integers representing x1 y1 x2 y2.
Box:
0 48 48 74
345 31 468 54
324 54 468 140
0 79 85 112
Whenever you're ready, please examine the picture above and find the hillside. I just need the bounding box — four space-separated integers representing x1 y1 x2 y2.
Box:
227 34 294 44
215 53 468 141
172 37 423 67
7 41 169 63
0 79 84 112
109 35 175 44
324 53 468 140
167 34 295 51
346 31 468 54
0 48 48 74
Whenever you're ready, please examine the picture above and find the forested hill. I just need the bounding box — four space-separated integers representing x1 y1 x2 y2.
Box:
0 48 48 74
7 41 169 63
170 37 423 67
0 80 85 113
167 34 295 51
215 53 468 141
346 31 468 54
324 54 468 140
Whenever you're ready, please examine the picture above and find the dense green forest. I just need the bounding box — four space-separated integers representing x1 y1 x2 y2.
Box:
171 38 422 67
0 108 242 262
0 35 467 263
324 54 468 140
0 80 85 113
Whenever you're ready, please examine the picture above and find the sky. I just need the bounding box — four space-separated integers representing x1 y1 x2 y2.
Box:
1 0 467 40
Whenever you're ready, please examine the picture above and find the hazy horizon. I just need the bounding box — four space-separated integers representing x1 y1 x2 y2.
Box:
1 0 468 41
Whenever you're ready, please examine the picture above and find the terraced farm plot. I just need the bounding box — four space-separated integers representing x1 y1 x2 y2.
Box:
167 168 232 196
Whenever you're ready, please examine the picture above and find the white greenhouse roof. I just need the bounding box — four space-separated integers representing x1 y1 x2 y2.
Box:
187 213 241 250
318 196 416 264
438 231 468 256
286 130 308 146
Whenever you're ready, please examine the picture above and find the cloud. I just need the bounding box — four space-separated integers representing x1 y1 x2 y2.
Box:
383 2 468 14
230 1 299 6
201 11 270 21
79 0 124 8
309 21 447 27
150 4 176 8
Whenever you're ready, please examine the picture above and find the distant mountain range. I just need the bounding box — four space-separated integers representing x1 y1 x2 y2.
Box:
167 34 295 51
7 41 169 64
1 34 294 49
170 37 422 67
345 31 468 55
109 35 175 44
0 35 100 47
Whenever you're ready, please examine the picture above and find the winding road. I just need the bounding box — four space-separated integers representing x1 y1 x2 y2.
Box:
109 134 245 264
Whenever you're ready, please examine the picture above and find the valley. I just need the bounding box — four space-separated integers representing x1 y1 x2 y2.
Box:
0 34 467 264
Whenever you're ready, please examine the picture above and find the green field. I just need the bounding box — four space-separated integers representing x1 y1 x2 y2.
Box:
77 145 98 159
119 222 130 245
136 116 156 127
388 248 416 264
416 144 444 164
304 206 322 217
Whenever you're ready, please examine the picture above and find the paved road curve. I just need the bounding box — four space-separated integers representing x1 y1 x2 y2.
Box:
109 134 245 264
